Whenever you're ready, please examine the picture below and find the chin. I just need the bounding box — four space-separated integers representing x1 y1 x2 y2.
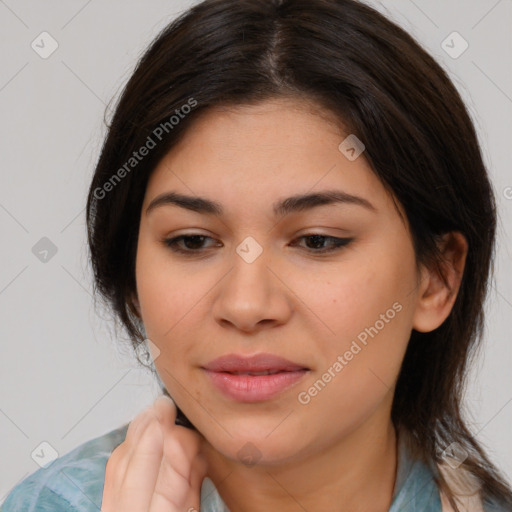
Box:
204 426 306 468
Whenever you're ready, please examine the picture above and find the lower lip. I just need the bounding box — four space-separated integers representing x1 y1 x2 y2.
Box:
203 369 309 402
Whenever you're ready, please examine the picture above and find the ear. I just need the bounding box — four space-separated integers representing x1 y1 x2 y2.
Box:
412 231 468 333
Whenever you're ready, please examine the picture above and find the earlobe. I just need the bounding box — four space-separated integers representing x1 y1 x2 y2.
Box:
412 232 468 333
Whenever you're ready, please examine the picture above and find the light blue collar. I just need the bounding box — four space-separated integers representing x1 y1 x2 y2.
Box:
389 428 441 511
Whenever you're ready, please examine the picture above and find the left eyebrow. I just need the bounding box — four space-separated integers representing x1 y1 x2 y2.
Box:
145 189 377 217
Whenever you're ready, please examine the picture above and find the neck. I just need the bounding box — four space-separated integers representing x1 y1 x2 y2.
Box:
203 409 399 512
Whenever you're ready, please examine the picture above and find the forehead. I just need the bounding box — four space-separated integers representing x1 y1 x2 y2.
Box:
143 98 394 218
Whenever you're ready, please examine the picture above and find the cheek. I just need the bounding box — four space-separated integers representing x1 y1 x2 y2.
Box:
136 251 201 400
294 298 411 441
135 242 198 346
282 257 387 343
291 247 415 396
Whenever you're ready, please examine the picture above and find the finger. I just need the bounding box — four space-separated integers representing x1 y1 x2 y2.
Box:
119 420 165 511
112 404 158 476
154 397 202 465
153 395 177 432
148 457 192 512
189 452 209 491
125 403 158 446
149 441 207 512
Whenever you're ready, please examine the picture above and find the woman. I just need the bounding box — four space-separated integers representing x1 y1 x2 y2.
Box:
2 0 511 511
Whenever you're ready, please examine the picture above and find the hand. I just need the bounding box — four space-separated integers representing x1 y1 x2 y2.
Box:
101 395 207 512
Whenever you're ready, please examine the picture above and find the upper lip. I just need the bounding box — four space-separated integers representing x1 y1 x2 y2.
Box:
202 353 309 372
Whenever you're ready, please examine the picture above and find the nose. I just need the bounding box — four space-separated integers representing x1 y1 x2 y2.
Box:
212 242 293 334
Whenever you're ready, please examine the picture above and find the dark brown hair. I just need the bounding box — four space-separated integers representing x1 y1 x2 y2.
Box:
85 0 512 509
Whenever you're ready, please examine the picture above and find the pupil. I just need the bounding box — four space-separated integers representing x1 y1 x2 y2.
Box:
185 235 204 249
307 235 324 249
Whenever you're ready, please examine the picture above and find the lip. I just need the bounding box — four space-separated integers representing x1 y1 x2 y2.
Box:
201 353 310 402
202 353 309 373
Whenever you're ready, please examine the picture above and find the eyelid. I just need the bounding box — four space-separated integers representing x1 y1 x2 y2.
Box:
162 232 354 256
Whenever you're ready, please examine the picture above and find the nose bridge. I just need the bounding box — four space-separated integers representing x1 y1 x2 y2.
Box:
229 234 272 300
213 234 291 330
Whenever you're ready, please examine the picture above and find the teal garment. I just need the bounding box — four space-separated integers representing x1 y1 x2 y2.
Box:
0 422 505 511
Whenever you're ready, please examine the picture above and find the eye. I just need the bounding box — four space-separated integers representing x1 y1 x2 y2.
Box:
163 234 219 254
290 234 354 254
162 233 353 256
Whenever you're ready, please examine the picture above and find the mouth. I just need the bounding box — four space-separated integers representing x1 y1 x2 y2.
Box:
201 353 310 402
219 369 292 376
202 352 309 373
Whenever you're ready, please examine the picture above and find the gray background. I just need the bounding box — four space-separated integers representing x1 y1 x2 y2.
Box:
1 0 511 503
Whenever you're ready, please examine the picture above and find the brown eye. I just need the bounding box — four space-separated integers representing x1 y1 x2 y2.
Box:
163 235 220 254
162 233 353 256
292 235 353 254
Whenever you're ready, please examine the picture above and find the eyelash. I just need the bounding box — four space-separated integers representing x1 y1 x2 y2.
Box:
162 234 353 256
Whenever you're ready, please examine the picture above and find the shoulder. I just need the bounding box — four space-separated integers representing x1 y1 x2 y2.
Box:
1 422 129 512
438 457 484 512
437 458 511 512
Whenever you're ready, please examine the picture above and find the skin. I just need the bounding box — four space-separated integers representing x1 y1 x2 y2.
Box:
102 396 207 512
116 97 467 512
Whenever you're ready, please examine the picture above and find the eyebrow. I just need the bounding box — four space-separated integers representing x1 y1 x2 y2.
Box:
145 189 376 217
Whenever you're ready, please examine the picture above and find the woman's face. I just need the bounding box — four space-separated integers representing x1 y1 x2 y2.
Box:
134 97 427 465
